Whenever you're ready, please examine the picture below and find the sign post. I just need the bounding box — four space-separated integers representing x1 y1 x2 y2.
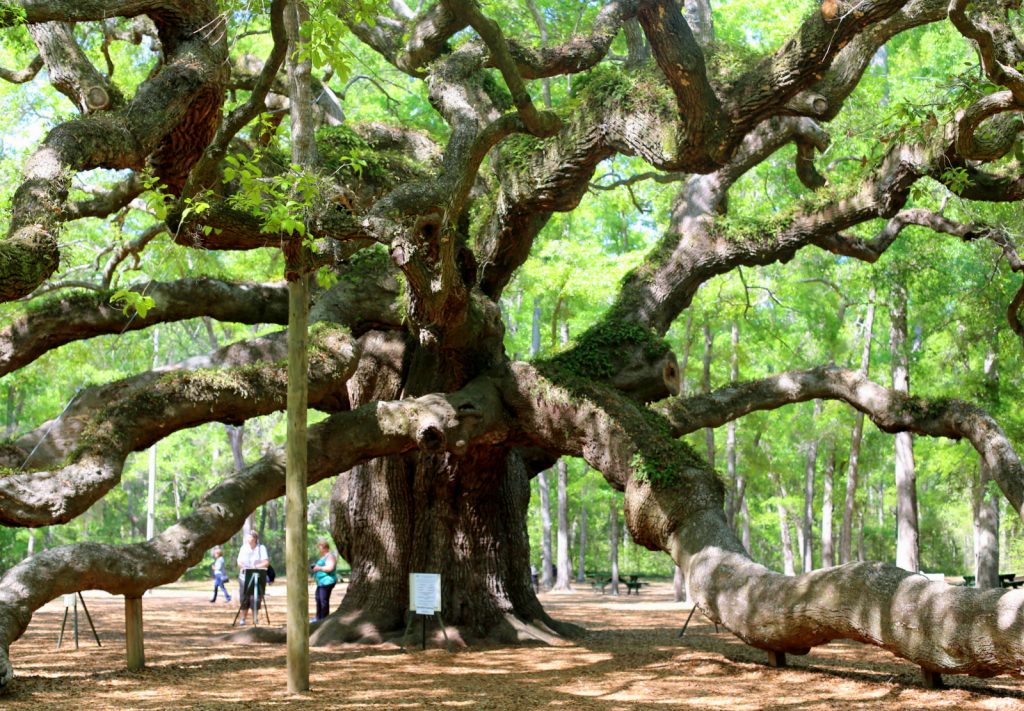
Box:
401 573 451 652
56 592 101 650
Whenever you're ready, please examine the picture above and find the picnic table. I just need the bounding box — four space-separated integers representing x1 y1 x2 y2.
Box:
588 575 645 595
959 573 1024 589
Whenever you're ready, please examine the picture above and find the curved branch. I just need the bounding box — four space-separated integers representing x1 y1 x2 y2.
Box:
0 278 290 376
663 364 1024 517
62 173 145 221
811 208 986 262
0 1 227 302
956 90 1023 161
0 325 359 527
0 54 42 84
28 21 123 113
502 361 1024 678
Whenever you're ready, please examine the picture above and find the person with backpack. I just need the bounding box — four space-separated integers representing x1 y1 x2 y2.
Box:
236 531 269 625
311 539 338 622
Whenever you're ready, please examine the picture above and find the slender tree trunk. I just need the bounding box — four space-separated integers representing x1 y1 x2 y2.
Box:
840 288 876 564
538 470 553 589
857 510 866 562
553 459 571 590
769 471 795 575
146 327 159 540
821 446 836 568
576 489 588 584
24 531 34 559
678 312 694 397
890 281 919 572
702 322 715 469
725 321 739 529
802 401 821 572
284 0 314 690
609 502 620 596
974 346 1001 588
740 494 751 553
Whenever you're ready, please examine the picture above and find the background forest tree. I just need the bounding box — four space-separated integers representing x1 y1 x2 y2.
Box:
3 0 1024 692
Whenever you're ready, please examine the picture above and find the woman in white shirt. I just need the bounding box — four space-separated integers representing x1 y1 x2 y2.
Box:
236 531 269 625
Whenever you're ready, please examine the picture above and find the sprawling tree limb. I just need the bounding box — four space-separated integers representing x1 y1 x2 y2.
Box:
502 362 1024 677
0 374 509 690
61 173 145 222
662 364 1024 518
0 0 227 302
0 54 42 84
0 279 289 376
810 208 994 262
0 325 359 527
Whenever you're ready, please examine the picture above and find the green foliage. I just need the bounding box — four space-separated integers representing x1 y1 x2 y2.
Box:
109 289 157 319
224 143 320 238
0 2 26 27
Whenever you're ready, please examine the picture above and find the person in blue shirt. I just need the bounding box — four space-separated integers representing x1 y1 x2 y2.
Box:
209 547 231 603
311 539 338 622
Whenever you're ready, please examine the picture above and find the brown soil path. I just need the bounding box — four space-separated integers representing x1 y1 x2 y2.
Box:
4 580 1023 709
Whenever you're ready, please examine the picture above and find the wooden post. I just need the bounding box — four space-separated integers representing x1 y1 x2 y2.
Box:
921 668 944 689
285 269 310 692
766 650 787 668
124 596 145 671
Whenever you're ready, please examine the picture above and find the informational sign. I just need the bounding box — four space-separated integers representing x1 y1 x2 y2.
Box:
408 573 441 614
63 594 77 609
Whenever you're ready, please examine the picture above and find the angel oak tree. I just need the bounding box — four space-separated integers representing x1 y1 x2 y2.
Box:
3 0 1024 692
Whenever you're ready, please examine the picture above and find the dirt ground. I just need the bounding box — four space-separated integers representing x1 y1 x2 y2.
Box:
4 579 1024 710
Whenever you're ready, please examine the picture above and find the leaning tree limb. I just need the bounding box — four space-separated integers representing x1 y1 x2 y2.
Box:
502 361 1024 678
0 324 359 527
663 364 1024 519
0 279 289 376
0 374 509 692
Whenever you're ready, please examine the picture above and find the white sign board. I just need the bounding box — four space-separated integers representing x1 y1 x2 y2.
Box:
408 573 441 614
63 594 77 609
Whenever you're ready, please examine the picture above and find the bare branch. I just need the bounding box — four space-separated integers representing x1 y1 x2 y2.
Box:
0 55 42 84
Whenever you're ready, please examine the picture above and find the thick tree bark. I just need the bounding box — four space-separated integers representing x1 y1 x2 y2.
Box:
890 281 919 572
